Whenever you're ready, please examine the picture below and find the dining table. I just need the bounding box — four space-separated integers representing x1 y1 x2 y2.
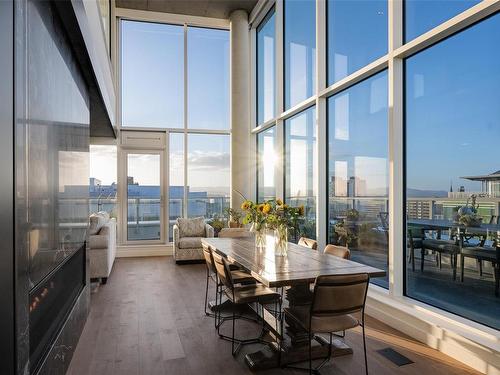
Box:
408 218 500 237
201 237 386 371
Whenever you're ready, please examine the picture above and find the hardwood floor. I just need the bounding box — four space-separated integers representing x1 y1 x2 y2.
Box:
67 257 480 375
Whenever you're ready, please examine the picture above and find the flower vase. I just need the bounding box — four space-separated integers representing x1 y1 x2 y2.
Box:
274 225 288 256
251 223 267 249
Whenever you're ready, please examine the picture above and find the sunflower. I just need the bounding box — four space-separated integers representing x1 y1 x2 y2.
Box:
257 204 265 213
298 205 305 216
262 203 272 214
241 200 251 210
276 199 284 206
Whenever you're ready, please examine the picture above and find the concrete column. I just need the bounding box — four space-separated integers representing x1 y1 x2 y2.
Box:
229 10 252 208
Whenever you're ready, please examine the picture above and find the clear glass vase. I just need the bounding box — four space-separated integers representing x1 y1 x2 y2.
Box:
251 223 267 249
274 225 288 256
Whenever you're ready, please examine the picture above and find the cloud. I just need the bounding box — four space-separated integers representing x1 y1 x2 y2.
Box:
187 151 229 171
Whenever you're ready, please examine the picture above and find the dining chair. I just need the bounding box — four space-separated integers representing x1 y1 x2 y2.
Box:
323 244 350 259
212 251 282 357
284 273 370 375
202 244 255 327
298 237 318 250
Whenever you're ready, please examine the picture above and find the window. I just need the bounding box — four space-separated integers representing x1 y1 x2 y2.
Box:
284 0 316 110
187 134 230 219
89 145 117 217
328 71 389 288
257 127 276 202
169 133 184 241
405 14 500 330
257 8 276 125
121 20 184 128
405 0 479 42
285 106 317 240
327 0 387 85
188 27 229 130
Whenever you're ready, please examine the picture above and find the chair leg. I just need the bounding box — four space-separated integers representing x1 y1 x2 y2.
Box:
494 262 499 297
231 311 236 356
309 333 312 375
362 323 368 375
411 247 415 272
460 255 465 282
479 260 483 276
452 254 457 281
421 248 425 272
204 270 210 316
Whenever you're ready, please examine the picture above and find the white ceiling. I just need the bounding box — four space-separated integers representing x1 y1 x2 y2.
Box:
115 0 258 19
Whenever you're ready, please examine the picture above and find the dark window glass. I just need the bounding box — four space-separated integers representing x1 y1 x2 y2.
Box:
285 106 317 240
405 14 500 330
405 0 479 42
327 0 387 85
257 9 276 125
328 71 389 288
284 0 316 110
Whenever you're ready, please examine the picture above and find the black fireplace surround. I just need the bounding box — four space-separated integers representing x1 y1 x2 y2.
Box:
29 245 86 373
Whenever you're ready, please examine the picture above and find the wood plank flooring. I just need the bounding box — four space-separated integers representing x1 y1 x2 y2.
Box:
67 257 480 375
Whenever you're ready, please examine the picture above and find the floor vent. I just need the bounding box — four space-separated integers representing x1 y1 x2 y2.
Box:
377 348 414 366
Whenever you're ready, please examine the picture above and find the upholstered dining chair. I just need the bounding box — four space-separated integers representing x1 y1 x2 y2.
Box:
212 251 282 357
298 237 318 250
284 274 370 375
202 245 255 327
324 244 350 259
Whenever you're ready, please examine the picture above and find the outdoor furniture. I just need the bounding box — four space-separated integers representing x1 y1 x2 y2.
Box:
298 236 318 250
460 240 500 297
173 217 214 263
201 237 385 371
407 229 423 272
284 274 370 375
323 244 350 259
212 251 282 357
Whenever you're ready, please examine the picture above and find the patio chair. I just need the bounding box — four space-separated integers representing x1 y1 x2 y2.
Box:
323 244 350 259
419 228 461 280
460 238 500 297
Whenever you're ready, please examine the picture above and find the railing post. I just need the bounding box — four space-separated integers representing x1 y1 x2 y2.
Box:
136 198 140 228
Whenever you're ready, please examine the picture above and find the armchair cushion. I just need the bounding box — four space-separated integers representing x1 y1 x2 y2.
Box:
178 237 202 249
177 217 206 237
88 211 110 235
89 234 108 249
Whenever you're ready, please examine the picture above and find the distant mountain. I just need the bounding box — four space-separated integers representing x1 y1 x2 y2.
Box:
407 188 448 198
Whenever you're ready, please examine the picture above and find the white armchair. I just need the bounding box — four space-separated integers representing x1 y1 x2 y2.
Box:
173 217 214 263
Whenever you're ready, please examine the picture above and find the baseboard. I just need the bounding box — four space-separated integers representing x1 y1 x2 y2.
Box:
365 288 500 375
116 244 173 258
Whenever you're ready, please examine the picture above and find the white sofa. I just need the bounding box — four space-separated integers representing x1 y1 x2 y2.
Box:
88 212 116 284
173 217 214 263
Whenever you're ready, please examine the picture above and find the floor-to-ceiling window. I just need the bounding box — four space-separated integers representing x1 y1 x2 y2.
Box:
284 0 316 110
251 0 499 339
327 0 387 85
285 106 317 240
90 144 117 216
327 71 389 288
257 8 276 125
405 13 500 330
120 19 230 243
257 127 276 202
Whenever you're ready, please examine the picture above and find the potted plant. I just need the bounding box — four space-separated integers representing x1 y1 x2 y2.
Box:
208 214 225 237
224 207 243 228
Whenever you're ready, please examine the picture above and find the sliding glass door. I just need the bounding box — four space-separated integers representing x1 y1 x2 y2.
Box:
125 151 164 242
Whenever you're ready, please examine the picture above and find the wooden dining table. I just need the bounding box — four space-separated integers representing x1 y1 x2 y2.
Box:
201 237 386 371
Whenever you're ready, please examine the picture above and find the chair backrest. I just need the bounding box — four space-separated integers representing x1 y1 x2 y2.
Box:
490 215 498 225
323 244 350 259
298 237 318 250
218 228 252 238
311 274 369 317
202 244 216 274
212 251 234 290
